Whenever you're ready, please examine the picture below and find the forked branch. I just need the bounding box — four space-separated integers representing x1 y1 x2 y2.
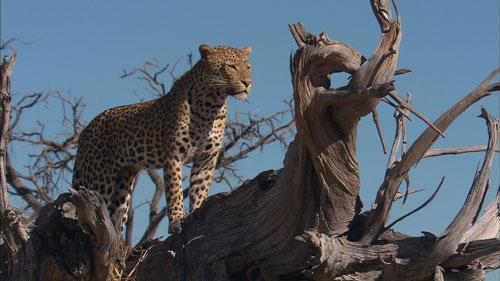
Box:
432 108 498 259
361 68 500 244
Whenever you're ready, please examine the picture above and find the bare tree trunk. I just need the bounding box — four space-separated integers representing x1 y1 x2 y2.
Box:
1 1 499 281
0 50 30 278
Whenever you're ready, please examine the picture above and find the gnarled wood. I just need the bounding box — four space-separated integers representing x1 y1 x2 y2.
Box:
1 188 122 281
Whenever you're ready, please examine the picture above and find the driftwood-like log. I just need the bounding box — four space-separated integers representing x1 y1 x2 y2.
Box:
0 188 123 281
1 1 499 280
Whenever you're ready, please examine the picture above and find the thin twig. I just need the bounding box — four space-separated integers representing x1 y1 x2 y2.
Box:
394 68 412 76
384 177 445 231
393 188 425 202
387 90 444 137
401 94 411 203
372 107 387 154
424 145 500 158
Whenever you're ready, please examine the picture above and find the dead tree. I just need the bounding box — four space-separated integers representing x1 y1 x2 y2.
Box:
123 1 499 280
1 1 499 280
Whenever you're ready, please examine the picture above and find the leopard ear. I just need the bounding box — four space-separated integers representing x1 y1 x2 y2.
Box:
241 46 252 56
199 44 215 59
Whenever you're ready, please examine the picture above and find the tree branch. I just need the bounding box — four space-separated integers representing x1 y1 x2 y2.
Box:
424 145 500 158
460 186 500 243
361 68 500 244
384 177 445 231
432 108 498 259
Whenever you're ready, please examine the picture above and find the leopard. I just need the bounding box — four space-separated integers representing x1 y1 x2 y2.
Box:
72 44 252 234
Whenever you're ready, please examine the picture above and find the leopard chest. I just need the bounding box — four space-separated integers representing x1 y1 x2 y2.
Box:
178 113 226 164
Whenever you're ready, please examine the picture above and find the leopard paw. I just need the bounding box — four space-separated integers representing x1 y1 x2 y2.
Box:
168 220 182 234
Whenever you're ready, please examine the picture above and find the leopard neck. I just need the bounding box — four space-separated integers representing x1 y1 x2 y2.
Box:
163 64 228 122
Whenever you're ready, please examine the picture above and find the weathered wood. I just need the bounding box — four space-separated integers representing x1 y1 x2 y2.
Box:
0 188 123 281
433 109 497 257
0 51 29 278
288 17 398 235
0 52 15 213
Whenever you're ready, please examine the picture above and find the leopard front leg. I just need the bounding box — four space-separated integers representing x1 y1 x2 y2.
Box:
164 156 184 234
189 152 219 213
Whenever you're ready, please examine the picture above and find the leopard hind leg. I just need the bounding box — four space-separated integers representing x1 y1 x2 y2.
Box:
109 167 138 233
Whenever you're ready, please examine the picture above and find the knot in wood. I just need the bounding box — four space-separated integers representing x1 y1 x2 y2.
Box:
0 147 7 157
256 169 277 191
303 32 330 47
0 89 10 101
4 208 21 222
317 32 331 44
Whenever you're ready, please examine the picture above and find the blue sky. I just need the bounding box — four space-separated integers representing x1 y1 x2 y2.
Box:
2 0 499 278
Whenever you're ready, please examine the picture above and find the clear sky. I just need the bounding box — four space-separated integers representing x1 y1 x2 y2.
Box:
2 1 499 279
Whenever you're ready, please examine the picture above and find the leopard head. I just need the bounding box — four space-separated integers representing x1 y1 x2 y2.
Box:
198 44 253 100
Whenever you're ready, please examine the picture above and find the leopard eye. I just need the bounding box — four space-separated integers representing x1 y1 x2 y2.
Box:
227 64 237 70
247 65 252 71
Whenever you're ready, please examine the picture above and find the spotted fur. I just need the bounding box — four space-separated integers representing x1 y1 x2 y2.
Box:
72 44 252 233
